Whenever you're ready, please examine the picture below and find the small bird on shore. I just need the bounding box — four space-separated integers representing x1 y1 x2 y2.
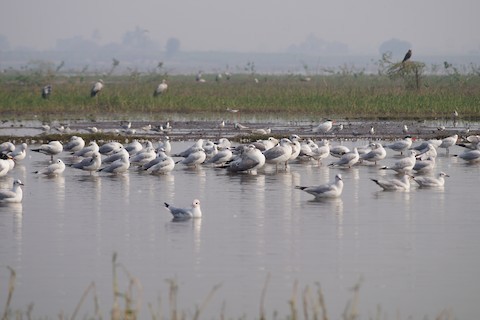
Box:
164 199 202 220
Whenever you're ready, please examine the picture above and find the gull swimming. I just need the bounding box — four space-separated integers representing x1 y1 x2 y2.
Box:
371 174 411 191
34 159 66 176
455 145 480 163
295 173 344 199
0 179 24 203
413 172 449 188
164 199 202 220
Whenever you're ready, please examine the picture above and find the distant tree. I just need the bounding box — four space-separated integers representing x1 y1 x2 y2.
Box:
165 38 180 58
0 34 10 51
287 34 349 55
378 51 425 90
122 26 158 50
378 38 411 59
55 36 98 51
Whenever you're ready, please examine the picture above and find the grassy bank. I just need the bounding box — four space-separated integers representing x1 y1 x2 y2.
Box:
1 73 480 121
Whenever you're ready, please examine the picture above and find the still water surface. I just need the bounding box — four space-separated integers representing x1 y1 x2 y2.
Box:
0 140 479 319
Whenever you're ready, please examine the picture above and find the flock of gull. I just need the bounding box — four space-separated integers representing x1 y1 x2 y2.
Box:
0 118 478 219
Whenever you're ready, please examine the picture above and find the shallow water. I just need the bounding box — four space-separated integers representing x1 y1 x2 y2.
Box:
0 140 479 319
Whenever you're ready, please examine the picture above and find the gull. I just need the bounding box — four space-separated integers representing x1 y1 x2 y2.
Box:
0 142 15 154
217 138 232 149
164 199 202 220
369 126 375 135
205 146 233 166
157 136 172 155
289 134 302 161
413 172 449 188
234 122 249 130
99 142 123 155
298 138 317 160
380 150 417 174
34 159 66 176
8 143 28 161
438 134 458 154
71 152 102 174
175 147 206 167
295 174 344 199
329 147 359 168
384 136 413 155
130 146 157 165
203 140 218 159
312 119 333 134
41 124 51 132
144 149 175 174
263 138 293 169
359 143 386 165
120 120 132 131
141 124 152 131
103 148 129 164
251 127 271 135
0 179 24 203
124 140 143 155
41 84 52 99
153 79 168 96
73 141 99 158
371 174 411 191
402 124 409 134
227 108 240 114
91 79 104 97
252 137 278 151
412 157 436 173
173 139 204 158
330 145 350 158
414 143 437 160
64 136 86 153
31 140 63 160
454 145 480 163
310 140 331 164
86 126 99 133
226 144 265 173
0 155 13 177
99 156 130 174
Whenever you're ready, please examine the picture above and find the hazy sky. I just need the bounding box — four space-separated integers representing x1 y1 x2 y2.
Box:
2 0 479 55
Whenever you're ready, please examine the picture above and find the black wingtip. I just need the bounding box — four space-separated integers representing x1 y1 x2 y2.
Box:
164 202 170 208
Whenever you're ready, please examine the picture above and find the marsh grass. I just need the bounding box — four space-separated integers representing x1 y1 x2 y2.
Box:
1 73 480 121
1 255 456 320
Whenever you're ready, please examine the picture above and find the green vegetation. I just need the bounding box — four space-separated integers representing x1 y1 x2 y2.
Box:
1 60 480 121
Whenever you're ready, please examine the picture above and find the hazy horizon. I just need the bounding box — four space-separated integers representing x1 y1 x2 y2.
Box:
2 0 480 56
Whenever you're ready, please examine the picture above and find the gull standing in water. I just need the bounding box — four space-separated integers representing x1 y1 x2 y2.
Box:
70 152 102 174
439 134 458 154
31 141 63 161
360 143 386 165
9 143 28 161
226 144 265 174
0 179 24 203
64 136 86 153
295 174 344 199
164 199 202 220
263 138 293 170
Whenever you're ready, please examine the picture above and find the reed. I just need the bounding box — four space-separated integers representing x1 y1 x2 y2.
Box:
0 256 455 320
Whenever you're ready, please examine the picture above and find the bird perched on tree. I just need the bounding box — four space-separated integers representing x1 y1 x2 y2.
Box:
402 49 412 63
91 79 104 97
153 79 168 97
41 85 52 99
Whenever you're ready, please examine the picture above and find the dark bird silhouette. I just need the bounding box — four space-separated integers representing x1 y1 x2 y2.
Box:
41 85 52 99
402 49 412 63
